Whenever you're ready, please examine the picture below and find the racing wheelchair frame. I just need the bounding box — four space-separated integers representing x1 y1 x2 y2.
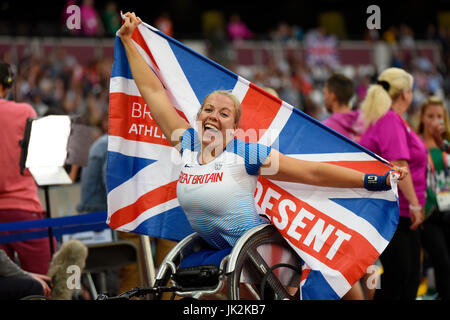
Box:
97 224 303 300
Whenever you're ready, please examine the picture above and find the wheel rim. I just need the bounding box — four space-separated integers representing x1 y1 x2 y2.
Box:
227 227 301 300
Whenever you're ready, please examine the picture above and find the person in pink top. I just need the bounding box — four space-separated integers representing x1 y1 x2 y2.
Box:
227 13 253 41
80 0 104 36
0 62 52 275
359 67 427 300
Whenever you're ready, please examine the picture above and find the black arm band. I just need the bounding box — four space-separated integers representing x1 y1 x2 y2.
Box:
364 171 391 191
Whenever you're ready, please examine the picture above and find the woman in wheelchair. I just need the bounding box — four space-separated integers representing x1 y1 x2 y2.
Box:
119 13 407 294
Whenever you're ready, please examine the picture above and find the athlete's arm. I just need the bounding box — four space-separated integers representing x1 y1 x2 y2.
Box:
119 12 190 147
259 149 407 188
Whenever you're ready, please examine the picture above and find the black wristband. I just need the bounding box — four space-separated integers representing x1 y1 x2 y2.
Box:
364 171 391 191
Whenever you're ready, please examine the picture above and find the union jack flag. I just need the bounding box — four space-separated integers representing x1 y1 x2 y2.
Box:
106 20 399 299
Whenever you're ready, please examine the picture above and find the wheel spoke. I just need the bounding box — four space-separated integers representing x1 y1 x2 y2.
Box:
246 248 292 299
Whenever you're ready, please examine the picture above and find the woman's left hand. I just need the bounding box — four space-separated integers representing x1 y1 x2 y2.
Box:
119 12 142 41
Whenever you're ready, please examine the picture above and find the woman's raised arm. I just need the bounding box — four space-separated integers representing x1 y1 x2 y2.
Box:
260 149 407 189
119 12 190 146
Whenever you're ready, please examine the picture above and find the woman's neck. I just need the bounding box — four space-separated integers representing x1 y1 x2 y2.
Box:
391 100 407 116
200 141 227 164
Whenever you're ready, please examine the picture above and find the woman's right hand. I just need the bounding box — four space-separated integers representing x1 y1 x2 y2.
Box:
119 12 142 41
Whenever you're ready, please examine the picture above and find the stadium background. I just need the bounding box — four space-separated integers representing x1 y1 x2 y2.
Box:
1 0 450 123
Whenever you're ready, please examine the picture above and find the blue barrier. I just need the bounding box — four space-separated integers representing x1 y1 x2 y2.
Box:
0 211 110 244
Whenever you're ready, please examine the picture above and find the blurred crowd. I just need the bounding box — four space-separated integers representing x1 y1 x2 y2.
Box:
2 1 450 301
3 47 112 131
1 2 450 142
224 22 450 130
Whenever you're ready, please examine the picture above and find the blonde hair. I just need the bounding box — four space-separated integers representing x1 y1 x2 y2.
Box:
361 68 414 128
417 96 450 140
199 90 242 125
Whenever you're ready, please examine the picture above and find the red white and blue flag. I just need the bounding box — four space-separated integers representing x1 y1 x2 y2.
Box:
107 20 399 299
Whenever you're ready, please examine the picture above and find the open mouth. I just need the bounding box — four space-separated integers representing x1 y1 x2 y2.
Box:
204 123 219 133
202 123 222 143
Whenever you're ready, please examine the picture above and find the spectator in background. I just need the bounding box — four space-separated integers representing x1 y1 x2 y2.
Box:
80 0 104 36
270 22 293 43
227 13 253 42
291 64 314 112
399 24 415 49
0 61 54 275
101 1 121 36
304 27 339 69
155 12 174 37
382 26 398 45
76 113 108 214
359 67 427 300
416 96 450 300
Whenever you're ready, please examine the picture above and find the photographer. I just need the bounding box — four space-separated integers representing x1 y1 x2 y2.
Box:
0 61 53 275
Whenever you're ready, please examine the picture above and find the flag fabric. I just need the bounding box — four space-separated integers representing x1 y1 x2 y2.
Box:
107 20 399 300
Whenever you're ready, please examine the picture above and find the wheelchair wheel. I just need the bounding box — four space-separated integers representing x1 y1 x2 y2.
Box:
151 232 214 300
20 295 50 300
227 224 302 300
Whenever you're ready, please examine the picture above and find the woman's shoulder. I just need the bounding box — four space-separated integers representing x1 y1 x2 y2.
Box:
227 138 271 175
372 110 406 132
228 138 271 153
379 109 403 123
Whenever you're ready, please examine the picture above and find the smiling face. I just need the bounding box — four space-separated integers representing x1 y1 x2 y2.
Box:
197 92 238 149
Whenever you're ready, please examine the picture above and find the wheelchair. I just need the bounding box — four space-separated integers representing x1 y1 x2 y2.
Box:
149 223 303 300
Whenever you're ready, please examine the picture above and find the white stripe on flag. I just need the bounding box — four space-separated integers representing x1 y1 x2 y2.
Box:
259 101 293 147
115 198 180 232
110 76 141 96
271 179 397 202
232 76 249 101
138 25 201 125
108 135 176 160
288 152 378 162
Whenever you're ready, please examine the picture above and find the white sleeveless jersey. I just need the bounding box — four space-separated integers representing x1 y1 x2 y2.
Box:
176 128 271 249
